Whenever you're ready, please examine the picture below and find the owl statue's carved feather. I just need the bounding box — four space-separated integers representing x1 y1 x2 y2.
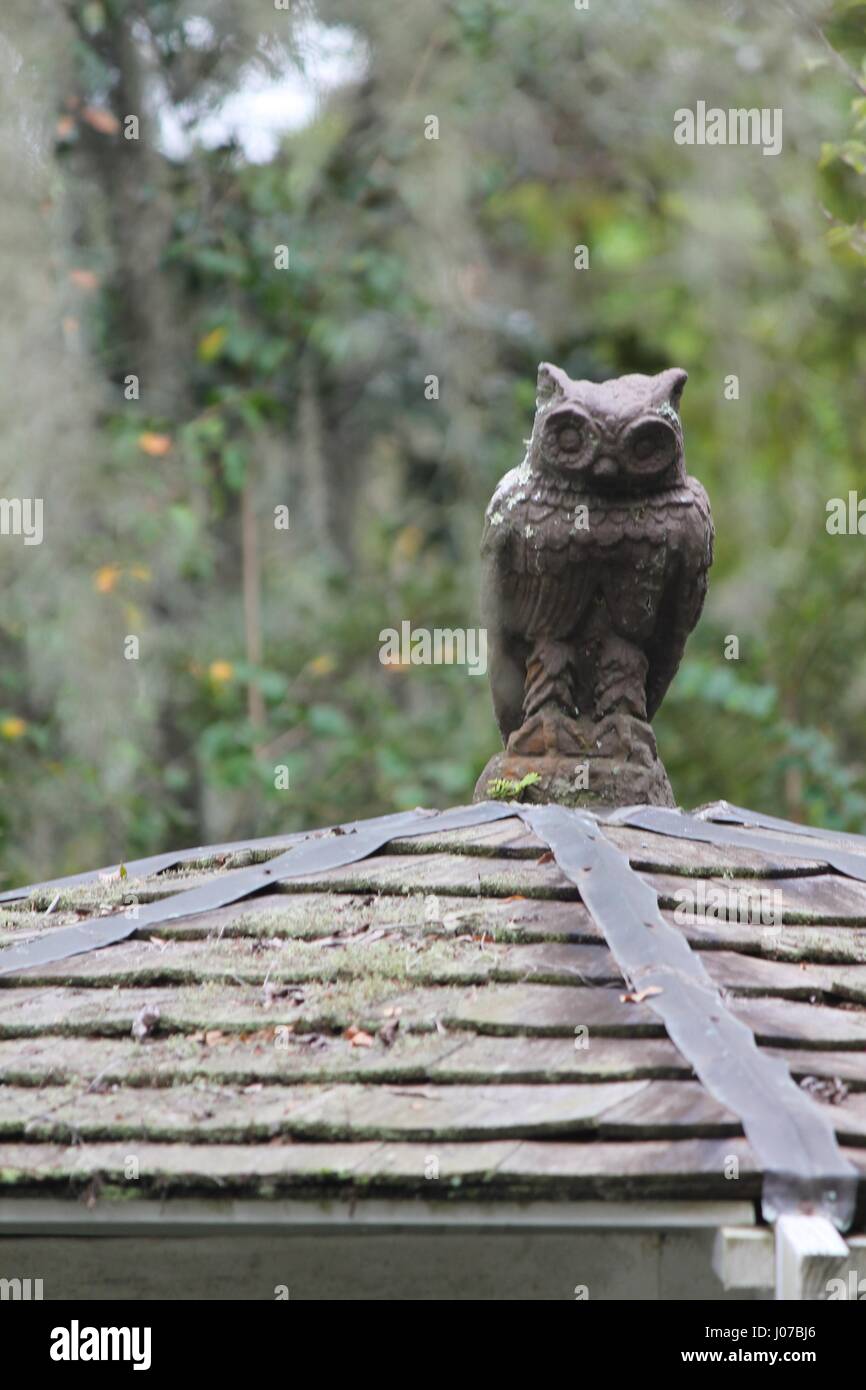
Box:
481 363 713 750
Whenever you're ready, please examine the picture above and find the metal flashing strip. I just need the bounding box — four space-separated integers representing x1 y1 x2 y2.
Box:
606 804 866 885
514 803 858 1230
0 810 428 905
691 800 866 855
0 802 515 978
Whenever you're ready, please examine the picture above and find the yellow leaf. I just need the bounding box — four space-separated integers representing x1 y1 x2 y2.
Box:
69 268 99 291
198 326 228 362
138 432 172 457
392 524 424 563
94 564 121 594
81 105 120 136
307 654 336 677
208 660 234 684
129 564 151 582
0 717 27 740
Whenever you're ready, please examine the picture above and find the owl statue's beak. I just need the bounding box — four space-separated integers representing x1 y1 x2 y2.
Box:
593 455 619 478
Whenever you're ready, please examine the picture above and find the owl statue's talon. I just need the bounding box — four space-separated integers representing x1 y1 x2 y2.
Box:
507 704 589 757
474 362 713 810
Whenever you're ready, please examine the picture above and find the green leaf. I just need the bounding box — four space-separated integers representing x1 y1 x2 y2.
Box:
307 704 353 738
221 443 247 491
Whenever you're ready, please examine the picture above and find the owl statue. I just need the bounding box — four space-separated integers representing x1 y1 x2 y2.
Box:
476 363 713 807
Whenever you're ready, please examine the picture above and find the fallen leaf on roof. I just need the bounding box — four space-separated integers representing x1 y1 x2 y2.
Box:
357 928 388 947
379 1018 400 1047
261 981 304 1009
132 1005 160 1041
620 986 663 1004
235 1028 280 1045
345 1025 374 1048
800 1075 849 1105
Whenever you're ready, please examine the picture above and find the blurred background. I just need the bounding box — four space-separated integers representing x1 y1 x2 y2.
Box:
0 0 865 883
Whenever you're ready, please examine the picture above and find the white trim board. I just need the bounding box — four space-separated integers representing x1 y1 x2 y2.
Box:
0 1196 757 1237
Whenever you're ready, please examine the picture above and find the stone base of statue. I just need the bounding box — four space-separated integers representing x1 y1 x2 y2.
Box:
473 703 675 809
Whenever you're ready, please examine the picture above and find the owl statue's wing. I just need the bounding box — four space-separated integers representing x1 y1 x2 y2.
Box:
644 478 714 721
480 477 528 742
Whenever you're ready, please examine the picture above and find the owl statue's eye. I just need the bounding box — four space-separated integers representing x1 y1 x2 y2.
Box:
626 420 677 473
558 427 582 451
544 413 590 460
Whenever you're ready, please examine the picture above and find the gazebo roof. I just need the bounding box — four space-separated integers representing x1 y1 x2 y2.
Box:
2 800 866 1230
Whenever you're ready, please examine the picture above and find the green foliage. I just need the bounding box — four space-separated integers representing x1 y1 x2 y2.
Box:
486 773 542 802
1 0 866 884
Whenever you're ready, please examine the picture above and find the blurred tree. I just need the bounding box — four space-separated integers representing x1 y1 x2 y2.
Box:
0 0 864 883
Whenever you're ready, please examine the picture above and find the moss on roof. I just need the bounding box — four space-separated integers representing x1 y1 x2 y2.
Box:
2 810 866 1215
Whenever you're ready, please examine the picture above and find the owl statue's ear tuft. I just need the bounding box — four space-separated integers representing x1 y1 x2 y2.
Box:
657 367 688 411
536 362 569 406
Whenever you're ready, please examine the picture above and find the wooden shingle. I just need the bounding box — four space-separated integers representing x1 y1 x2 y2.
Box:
1 805 866 1225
